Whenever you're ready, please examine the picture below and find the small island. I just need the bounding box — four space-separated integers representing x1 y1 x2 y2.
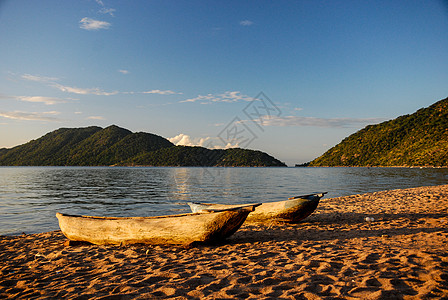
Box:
0 125 286 167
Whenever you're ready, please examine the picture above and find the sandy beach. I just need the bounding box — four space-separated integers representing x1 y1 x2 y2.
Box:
1 185 447 299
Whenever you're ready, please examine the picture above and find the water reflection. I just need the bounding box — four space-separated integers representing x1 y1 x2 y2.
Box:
0 166 447 235
172 168 196 201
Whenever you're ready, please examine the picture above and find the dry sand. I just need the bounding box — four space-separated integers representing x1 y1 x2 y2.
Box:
1 185 448 299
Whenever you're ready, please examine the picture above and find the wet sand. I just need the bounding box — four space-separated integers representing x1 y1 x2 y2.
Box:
1 185 448 299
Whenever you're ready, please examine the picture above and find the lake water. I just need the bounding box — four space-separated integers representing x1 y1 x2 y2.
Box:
1 166 447 235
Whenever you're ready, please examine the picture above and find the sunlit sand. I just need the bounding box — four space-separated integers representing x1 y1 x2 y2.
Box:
1 185 447 299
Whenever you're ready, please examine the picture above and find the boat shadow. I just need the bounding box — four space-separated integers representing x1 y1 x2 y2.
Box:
226 212 448 245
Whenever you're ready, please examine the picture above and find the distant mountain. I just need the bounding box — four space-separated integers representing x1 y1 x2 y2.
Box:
0 125 286 167
309 97 448 167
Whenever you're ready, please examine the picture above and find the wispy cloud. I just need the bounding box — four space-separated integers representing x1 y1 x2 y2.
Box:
118 69 129 75
15 96 70 105
21 74 59 83
21 74 118 96
240 20 254 26
180 91 254 104
20 73 179 97
258 115 385 128
122 90 182 96
52 83 118 96
96 0 115 16
0 110 61 122
87 116 106 120
79 17 111 30
99 7 115 16
143 90 181 95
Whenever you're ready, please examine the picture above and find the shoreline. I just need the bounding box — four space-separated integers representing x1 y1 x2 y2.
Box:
296 165 448 168
1 185 448 299
2 165 448 168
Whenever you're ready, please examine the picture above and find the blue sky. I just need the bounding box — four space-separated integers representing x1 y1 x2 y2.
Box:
1 0 447 166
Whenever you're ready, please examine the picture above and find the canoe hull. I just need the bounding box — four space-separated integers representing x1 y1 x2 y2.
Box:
247 196 320 223
56 207 254 246
189 193 325 223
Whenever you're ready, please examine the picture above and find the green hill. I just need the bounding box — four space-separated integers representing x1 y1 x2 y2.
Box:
0 125 286 167
216 148 286 167
127 146 286 167
0 126 103 165
309 97 448 167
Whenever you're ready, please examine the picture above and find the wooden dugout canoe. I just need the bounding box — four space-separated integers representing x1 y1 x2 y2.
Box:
188 193 327 223
56 204 260 246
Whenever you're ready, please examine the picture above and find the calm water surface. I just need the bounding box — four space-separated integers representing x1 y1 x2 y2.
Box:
1 166 447 235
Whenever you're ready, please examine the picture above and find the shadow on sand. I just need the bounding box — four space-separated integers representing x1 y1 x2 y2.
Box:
226 212 448 245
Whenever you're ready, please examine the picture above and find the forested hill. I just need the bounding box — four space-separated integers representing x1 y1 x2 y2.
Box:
0 125 286 167
308 97 448 167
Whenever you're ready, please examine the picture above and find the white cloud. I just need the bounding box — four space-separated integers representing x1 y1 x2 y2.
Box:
181 94 213 103
99 7 115 16
20 73 179 97
21 73 118 96
79 17 111 30
168 134 239 149
95 0 115 16
87 116 106 120
259 115 385 128
122 90 182 96
0 110 61 122
181 91 254 104
240 20 254 26
294 107 304 112
52 83 118 96
168 134 210 147
42 111 60 115
15 96 69 105
21 74 59 83
143 90 181 95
